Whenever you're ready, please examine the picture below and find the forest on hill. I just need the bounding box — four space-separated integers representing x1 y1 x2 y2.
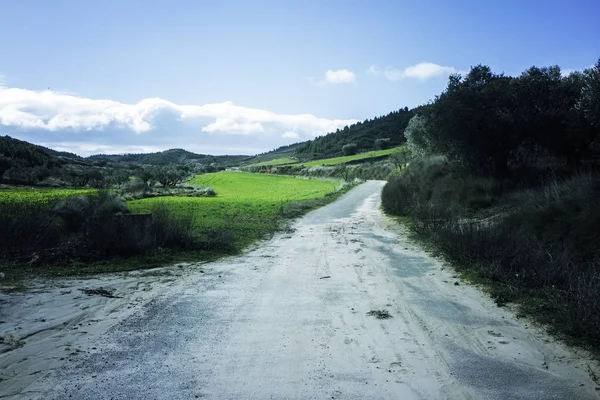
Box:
293 107 414 160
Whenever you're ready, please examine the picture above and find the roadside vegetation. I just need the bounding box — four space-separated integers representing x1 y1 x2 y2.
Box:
0 172 347 281
382 60 600 349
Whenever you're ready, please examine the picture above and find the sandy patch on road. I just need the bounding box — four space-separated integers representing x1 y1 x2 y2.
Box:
0 264 204 398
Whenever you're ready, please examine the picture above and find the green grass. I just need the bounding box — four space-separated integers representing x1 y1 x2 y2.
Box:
298 147 402 167
0 187 97 205
0 173 348 281
128 172 342 249
246 157 298 167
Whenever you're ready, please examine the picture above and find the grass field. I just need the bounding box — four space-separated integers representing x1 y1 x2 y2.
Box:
246 157 297 167
128 172 343 249
298 147 402 167
0 188 97 205
0 173 347 280
247 147 404 168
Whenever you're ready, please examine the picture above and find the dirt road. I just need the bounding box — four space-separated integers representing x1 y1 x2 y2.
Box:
4 181 599 399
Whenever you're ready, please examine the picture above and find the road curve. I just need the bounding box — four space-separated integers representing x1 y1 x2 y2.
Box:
34 181 598 399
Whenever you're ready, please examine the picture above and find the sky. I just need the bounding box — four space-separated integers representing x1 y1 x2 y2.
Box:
0 0 598 156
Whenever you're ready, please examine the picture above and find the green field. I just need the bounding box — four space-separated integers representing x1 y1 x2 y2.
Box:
247 147 404 168
246 157 297 167
128 172 342 248
298 147 402 167
0 188 97 205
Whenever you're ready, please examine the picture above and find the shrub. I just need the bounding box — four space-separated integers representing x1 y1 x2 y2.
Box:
0 201 63 259
384 165 600 346
54 192 129 233
149 203 198 250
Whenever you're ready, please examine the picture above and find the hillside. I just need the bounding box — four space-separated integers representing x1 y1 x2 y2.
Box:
294 107 414 160
87 148 248 166
239 142 304 166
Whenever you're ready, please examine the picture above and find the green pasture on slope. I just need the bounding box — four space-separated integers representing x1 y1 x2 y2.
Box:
246 157 297 167
298 147 403 167
128 172 342 247
248 146 404 168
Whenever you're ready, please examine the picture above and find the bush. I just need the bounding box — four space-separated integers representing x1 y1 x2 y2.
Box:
0 202 63 259
382 156 502 216
384 164 600 346
54 192 129 233
150 203 198 250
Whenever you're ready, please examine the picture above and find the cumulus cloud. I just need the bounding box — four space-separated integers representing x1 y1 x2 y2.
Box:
0 87 357 156
324 69 356 84
368 62 464 82
282 131 299 139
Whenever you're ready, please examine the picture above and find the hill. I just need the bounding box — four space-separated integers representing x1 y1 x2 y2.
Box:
87 148 248 166
293 107 414 160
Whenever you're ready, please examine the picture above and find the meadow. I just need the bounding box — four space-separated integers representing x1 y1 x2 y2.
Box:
0 172 346 279
128 172 342 249
243 157 297 167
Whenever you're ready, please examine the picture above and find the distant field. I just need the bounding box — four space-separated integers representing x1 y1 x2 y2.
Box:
298 147 402 167
0 188 97 205
247 147 404 168
247 157 297 167
128 172 342 248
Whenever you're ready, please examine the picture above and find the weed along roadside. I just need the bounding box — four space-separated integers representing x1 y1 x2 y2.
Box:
0 172 352 283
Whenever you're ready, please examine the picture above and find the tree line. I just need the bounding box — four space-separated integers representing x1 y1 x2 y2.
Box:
406 61 600 176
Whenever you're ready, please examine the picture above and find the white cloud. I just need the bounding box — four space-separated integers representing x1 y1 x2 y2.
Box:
0 74 6 88
368 62 464 82
0 86 358 156
202 118 264 135
324 69 356 84
282 131 299 139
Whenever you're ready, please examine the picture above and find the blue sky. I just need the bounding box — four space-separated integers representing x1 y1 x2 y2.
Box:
0 0 598 155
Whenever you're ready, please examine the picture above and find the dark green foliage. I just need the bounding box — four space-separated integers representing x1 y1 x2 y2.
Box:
152 165 189 187
134 165 190 188
342 143 358 156
61 167 105 187
294 108 414 160
383 160 600 347
54 192 129 233
149 203 198 250
0 202 63 259
87 148 247 166
375 138 392 150
412 61 600 176
0 155 11 177
0 192 218 268
0 135 83 169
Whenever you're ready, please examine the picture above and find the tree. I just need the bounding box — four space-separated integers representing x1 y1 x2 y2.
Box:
375 138 392 150
404 115 431 158
419 66 523 175
153 165 188 187
0 155 11 178
342 143 358 156
136 168 157 188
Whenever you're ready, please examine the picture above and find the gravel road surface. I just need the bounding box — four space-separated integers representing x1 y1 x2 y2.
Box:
7 181 599 399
